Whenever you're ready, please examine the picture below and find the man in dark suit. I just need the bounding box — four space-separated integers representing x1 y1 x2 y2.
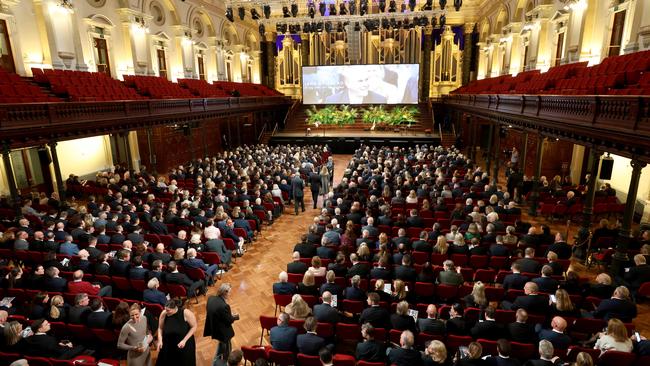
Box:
308 169 321 209
593 286 638 322
624 254 650 291
387 330 423 366
68 293 91 324
524 340 560 366
204 283 239 363
516 247 541 274
508 309 537 344
344 275 367 301
297 316 329 356
149 216 169 235
356 323 386 363
470 306 505 340
532 265 559 292
166 261 205 297
24 319 84 359
128 256 148 280
148 243 172 265
438 260 464 286
287 252 309 274
536 316 571 350
485 339 521 366
359 293 390 329
394 255 417 282
86 298 112 328
346 253 370 279
111 250 131 277
273 272 297 295
392 228 411 251
446 303 468 335
504 282 549 314
170 230 189 250
269 312 297 351
417 304 446 335
43 267 67 293
370 258 393 281
546 233 572 260
294 235 317 259
503 263 529 291
412 231 432 252
406 209 424 228
205 237 232 267
313 291 339 323
110 225 126 244
291 173 305 215
86 238 106 261
127 226 144 245
489 237 511 257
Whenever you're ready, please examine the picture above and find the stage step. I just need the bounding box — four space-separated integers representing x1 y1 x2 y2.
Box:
259 131 272 144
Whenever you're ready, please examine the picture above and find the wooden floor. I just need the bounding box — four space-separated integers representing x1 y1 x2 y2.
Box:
147 154 650 366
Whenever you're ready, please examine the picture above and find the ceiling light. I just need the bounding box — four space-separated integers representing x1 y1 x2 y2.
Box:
238 7 246 21
319 2 326 16
339 2 347 15
422 0 433 11
454 0 463 11
349 0 357 15
388 0 397 13
282 6 291 17
250 8 260 20
439 0 447 10
291 2 299 17
226 7 234 22
263 4 271 19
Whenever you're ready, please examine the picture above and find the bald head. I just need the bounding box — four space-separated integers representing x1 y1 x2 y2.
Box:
524 282 539 294
551 316 567 332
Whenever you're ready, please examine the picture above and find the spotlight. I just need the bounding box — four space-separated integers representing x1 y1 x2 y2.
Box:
388 0 397 13
419 16 429 26
349 0 357 15
354 22 361 31
304 22 312 33
378 0 386 12
401 3 406 12
316 22 323 32
431 16 437 28
408 0 417 11
439 14 446 28
324 21 332 32
289 24 300 33
381 18 389 29
454 0 463 11
282 6 291 17
390 18 397 28
439 0 447 10
238 7 246 20
319 2 326 16
360 0 368 16
422 0 433 10
258 23 265 36
336 22 343 32
308 4 315 18
225 7 234 22
403 19 410 29
291 3 299 17
263 4 271 19
251 8 260 20
329 4 337 15
339 2 347 15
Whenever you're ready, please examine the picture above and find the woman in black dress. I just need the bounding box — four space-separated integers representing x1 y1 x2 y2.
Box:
156 299 197 366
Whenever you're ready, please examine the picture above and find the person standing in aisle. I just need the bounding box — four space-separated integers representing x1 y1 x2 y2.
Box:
319 165 331 203
204 283 239 365
309 168 322 209
155 299 197 366
292 171 305 215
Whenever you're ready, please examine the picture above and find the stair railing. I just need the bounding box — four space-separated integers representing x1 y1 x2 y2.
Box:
257 122 267 143
276 99 299 136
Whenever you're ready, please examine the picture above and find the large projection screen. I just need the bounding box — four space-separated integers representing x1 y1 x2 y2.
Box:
302 64 419 105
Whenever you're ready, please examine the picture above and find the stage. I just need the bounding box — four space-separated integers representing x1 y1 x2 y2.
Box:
270 129 440 153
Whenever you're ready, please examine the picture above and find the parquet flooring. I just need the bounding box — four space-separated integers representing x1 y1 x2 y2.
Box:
146 154 650 366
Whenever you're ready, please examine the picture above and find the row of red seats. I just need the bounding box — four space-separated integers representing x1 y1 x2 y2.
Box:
0 69 59 103
32 68 144 101
0 352 118 366
213 80 282 97
177 78 232 98
123 75 195 99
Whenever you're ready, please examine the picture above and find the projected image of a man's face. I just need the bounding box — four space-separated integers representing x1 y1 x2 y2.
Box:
342 71 370 97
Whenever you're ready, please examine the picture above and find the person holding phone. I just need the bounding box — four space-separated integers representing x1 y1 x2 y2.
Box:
117 303 153 366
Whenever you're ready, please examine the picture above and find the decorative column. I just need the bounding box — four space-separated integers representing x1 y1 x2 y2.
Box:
520 131 529 172
47 141 65 202
485 123 494 174
1 143 19 205
611 160 647 276
301 33 310 67
145 128 156 174
492 125 501 186
421 25 433 99
581 149 602 229
122 133 132 170
528 135 545 215
262 32 277 89
461 23 475 86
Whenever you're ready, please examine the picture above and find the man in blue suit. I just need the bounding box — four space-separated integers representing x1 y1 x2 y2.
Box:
291 172 305 215
183 248 219 285
59 235 80 256
273 272 296 295
270 312 297 351
221 219 245 255
297 316 331 356
233 213 254 242
536 316 571 351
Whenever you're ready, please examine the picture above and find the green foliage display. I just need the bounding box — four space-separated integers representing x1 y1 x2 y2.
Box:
306 105 419 130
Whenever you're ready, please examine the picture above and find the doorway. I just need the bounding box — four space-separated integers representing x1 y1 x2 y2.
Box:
93 37 111 77
0 19 16 73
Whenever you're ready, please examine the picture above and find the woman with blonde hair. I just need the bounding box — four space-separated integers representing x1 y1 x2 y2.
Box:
551 289 580 318
423 340 448 366
465 223 481 241
421 199 431 212
594 318 633 353
392 279 408 303
306 256 326 277
173 248 185 261
464 281 487 308
433 236 449 255
48 295 67 322
357 243 372 262
284 294 312 320
3 321 27 352
117 303 153 366
406 190 418 204
574 352 594 366
373 278 391 303
298 271 319 297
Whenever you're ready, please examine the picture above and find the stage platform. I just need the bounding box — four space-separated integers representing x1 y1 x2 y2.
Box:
270 129 440 153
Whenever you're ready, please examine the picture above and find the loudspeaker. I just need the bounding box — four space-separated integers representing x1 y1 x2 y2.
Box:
600 156 614 180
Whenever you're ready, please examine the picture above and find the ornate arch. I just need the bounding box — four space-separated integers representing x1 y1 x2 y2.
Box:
494 6 509 34
86 14 115 28
244 31 259 51
141 0 180 26
479 18 492 42
221 23 239 46
187 7 216 38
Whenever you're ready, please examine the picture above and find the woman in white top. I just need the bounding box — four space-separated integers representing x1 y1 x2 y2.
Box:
594 318 633 354
406 190 418 204
306 256 327 277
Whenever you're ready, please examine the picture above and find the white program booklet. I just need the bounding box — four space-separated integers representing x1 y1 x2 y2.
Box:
383 284 392 294
0 297 14 307
408 309 419 323
331 294 337 308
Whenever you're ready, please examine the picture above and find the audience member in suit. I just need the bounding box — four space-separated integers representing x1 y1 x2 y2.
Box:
390 301 417 333
287 252 309 274
446 303 468 335
68 293 92 324
92 253 111 276
516 248 541 274
438 260 464 286
128 256 148 280
507 309 537 344
143 277 167 306
417 304 446 335
593 286 637 323
523 340 561 366
28 292 49 320
485 339 521 366
166 261 206 297
545 233 572 260
457 342 489 366
503 263 530 291
346 253 370 279
148 243 172 265
269 312 297 351
327 253 348 278
43 266 67 293
533 265 560 294
387 330 423 366
546 252 565 276
370 258 393 281
470 306 505 340
319 271 343 297
583 273 616 299
503 282 550 314
355 323 386 363
412 231 432 253
24 319 85 359
623 254 650 291
170 230 189 250
86 298 112 328
359 292 391 329
293 235 317 259
344 275 367 301
406 209 424 228
395 254 417 282
313 291 340 323
111 250 131 277
67 270 112 297
489 237 511 257
296 316 331 356
273 271 297 295
536 316 571 350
